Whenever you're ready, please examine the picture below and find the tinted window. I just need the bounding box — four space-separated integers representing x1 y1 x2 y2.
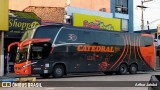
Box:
110 33 124 45
140 36 153 46
55 28 96 44
145 36 153 46
79 31 95 44
33 25 61 42
94 31 110 45
56 28 114 45
55 28 78 44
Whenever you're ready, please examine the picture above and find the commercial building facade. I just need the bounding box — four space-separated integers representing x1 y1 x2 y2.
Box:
111 0 133 32
9 0 133 32
0 0 134 75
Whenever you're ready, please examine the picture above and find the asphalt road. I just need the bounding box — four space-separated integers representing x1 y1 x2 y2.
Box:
1 71 160 90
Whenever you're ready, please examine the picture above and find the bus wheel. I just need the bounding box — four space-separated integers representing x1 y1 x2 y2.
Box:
40 74 51 78
119 64 128 75
129 64 138 74
52 65 64 78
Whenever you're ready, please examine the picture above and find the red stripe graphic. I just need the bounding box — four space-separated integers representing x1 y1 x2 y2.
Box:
128 35 132 63
110 35 127 70
115 35 129 69
134 37 137 63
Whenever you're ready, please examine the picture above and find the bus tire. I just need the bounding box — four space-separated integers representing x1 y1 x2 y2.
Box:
129 64 138 74
52 65 64 78
40 74 51 78
118 64 128 75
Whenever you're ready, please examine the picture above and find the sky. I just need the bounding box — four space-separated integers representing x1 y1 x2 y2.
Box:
134 0 160 31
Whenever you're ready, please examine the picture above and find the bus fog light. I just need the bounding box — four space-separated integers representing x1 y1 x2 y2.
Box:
45 64 49 67
24 70 27 72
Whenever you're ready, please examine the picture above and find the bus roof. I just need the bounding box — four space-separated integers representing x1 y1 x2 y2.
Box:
37 24 153 36
39 24 134 34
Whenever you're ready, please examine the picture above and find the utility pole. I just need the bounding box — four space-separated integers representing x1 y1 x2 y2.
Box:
137 0 153 32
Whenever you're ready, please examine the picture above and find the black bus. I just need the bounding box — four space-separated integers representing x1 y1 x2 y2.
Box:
8 24 156 78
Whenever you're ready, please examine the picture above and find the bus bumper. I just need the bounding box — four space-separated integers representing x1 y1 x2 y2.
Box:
14 66 31 75
14 61 31 75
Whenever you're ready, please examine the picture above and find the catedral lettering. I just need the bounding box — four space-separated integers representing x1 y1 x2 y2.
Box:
9 18 40 30
77 45 114 52
8 24 156 78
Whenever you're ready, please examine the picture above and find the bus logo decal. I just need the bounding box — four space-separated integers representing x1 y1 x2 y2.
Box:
68 34 77 41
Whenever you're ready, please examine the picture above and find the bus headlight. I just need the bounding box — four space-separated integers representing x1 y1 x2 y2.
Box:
45 63 49 68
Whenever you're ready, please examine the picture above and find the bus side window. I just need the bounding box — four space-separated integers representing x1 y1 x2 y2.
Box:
55 28 78 44
95 31 110 45
110 33 123 46
140 36 153 47
78 31 95 44
145 36 153 46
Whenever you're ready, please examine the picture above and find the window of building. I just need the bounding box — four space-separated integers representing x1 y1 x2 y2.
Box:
115 0 128 14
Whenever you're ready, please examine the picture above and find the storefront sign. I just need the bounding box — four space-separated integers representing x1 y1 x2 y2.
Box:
73 13 121 31
9 17 40 31
5 17 40 38
0 0 9 31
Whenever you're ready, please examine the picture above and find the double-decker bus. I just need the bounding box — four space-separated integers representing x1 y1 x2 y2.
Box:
8 24 156 78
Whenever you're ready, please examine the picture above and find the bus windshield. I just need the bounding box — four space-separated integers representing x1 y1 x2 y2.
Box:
15 42 51 63
15 46 28 63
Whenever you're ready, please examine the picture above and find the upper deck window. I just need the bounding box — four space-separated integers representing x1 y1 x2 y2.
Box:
55 28 112 45
33 25 61 42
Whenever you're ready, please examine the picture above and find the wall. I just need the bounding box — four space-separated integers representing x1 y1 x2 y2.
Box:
9 0 110 12
24 6 65 22
70 0 110 12
9 0 66 11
